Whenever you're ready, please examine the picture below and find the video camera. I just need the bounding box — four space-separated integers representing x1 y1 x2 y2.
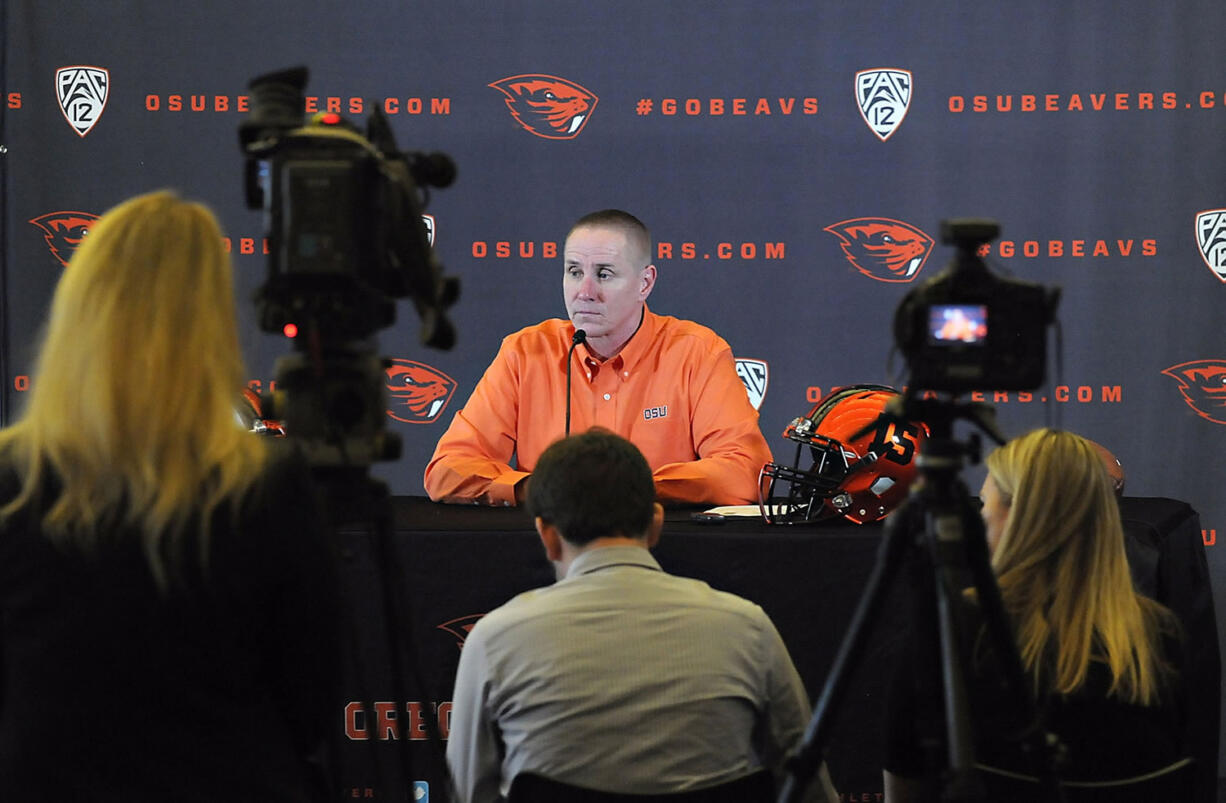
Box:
238 66 458 469
778 221 1065 803
893 219 1060 393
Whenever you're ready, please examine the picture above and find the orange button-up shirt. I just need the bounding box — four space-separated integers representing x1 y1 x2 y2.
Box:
424 308 773 506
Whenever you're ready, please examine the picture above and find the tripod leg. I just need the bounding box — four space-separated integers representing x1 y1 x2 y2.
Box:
777 500 922 803
925 507 985 801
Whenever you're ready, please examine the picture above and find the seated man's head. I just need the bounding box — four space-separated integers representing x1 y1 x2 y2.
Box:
528 430 663 568
563 210 656 360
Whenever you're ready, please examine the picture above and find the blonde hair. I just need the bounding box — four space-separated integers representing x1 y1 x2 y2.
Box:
985 428 1173 704
0 190 266 587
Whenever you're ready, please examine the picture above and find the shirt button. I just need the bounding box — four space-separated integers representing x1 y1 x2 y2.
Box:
603 393 611 401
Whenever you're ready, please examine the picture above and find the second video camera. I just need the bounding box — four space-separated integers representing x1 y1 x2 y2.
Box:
893 219 1060 394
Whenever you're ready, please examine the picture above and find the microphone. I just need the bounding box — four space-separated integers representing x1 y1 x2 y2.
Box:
565 329 587 437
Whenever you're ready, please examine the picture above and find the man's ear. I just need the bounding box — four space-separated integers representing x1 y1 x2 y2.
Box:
536 517 564 562
644 502 664 548
638 264 657 300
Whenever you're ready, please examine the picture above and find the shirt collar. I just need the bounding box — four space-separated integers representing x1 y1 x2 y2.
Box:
591 304 659 374
565 544 662 579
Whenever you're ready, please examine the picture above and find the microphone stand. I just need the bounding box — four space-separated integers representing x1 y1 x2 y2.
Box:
565 328 586 437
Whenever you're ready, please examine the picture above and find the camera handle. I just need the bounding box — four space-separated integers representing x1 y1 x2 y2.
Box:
777 403 1065 803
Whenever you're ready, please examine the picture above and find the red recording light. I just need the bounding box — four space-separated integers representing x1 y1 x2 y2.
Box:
319 112 342 125
283 323 299 339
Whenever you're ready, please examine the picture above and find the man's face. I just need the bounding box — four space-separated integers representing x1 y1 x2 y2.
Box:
563 225 655 357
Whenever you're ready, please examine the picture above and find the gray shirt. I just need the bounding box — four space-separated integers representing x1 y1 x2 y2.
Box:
446 545 837 802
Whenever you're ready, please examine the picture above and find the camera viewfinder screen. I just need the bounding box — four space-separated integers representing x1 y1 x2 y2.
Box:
929 304 988 344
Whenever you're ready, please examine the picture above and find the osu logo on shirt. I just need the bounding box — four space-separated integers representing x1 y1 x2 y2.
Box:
489 74 598 139
825 218 934 282
385 359 456 424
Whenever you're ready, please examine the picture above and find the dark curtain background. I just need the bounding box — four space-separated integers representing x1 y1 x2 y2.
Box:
4 1 1224 798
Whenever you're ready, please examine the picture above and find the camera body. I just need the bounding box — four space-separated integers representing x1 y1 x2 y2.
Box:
239 66 457 347
246 125 397 339
893 219 1060 393
238 67 458 470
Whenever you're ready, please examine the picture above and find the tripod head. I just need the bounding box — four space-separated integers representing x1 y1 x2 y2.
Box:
846 389 1006 503
885 390 1005 455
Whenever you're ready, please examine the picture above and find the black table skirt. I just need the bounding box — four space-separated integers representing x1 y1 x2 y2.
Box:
331 496 1218 803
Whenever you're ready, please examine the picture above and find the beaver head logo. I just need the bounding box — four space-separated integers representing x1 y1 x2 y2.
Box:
1162 360 1226 425
489 74 597 140
824 218 934 283
386 359 457 424
437 614 486 650
29 211 99 267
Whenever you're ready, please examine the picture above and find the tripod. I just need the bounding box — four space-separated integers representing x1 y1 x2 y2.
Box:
312 465 454 803
777 397 1064 803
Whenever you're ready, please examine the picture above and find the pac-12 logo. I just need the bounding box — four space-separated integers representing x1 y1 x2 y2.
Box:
489 74 598 139
29 211 99 267
1195 209 1226 282
856 68 912 142
1162 360 1226 425
385 359 456 424
735 358 769 410
421 214 436 247
56 66 109 137
824 218 934 282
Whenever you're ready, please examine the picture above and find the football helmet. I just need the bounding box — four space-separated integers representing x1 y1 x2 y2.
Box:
237 387 286 437
1088 438 1125 497
759 385 926 524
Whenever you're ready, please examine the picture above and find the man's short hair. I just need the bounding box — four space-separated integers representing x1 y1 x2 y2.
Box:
527 430 656 545
567 209 652 268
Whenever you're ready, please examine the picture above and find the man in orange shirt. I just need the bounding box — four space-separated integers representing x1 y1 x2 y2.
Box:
423 210 772 506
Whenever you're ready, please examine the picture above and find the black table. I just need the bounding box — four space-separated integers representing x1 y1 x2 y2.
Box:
332 496 1218 803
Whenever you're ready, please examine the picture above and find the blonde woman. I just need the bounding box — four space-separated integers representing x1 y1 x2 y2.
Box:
0 191 340 802
884 428 1186 802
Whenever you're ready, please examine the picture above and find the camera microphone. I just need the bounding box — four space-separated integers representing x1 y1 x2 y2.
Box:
565 329 587 437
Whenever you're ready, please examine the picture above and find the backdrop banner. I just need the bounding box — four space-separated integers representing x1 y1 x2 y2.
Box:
4 1 1224 799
